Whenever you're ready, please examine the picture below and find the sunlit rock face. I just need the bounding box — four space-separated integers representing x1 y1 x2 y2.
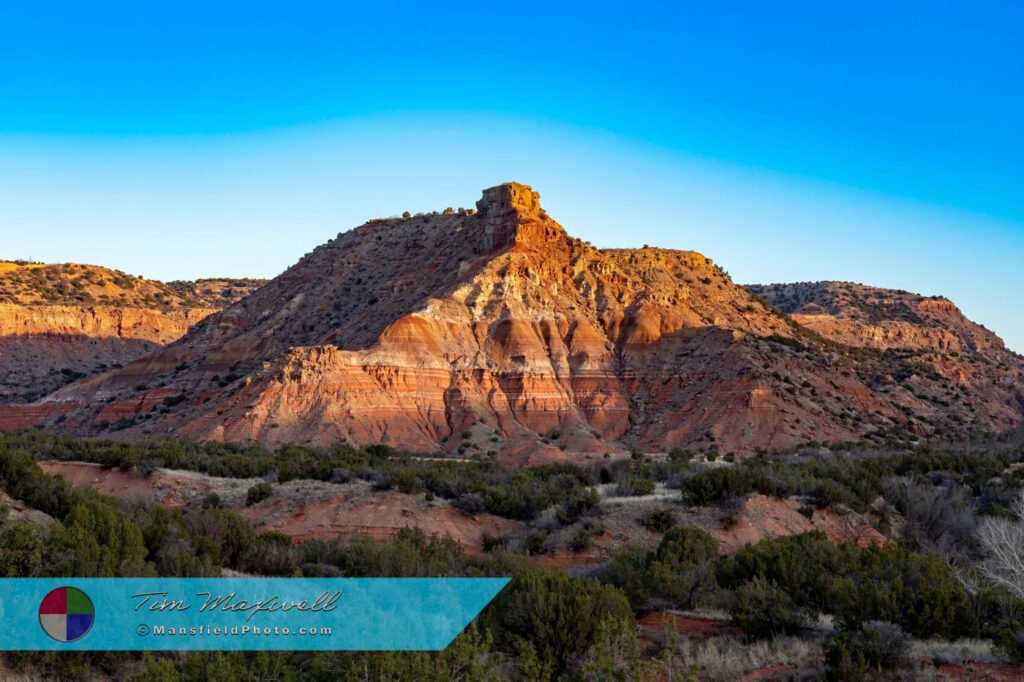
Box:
14 183 1024 460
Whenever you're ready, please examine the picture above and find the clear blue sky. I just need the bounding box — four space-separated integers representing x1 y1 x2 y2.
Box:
1 1 1022 350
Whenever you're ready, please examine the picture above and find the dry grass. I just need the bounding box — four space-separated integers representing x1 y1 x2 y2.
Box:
909 638 1003 666
658 634 821 682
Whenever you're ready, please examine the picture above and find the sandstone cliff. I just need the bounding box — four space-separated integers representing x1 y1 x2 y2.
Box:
749 281 1008 355
12 185 1024 456
0 262 264 403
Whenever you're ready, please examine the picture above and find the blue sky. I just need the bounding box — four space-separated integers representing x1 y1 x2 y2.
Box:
1 1 1022 350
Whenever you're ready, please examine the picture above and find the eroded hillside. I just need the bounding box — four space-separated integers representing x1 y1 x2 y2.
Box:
7 185 1023 456
0 261 265 404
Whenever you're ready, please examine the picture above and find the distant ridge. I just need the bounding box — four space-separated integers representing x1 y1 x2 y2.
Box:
0 261 265 403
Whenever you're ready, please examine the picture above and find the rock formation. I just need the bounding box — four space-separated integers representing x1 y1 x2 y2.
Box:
7 184 1023 457
0 262 264 403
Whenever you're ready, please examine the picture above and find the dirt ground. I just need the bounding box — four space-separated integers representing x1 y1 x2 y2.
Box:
38 461 516 554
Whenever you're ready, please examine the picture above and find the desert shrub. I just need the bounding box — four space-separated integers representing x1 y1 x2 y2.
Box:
155 544 218 578
129 502 219 577
601 544 652 609
645 526 719 609
615 477 655 497
61 498 149 577
2 432 609 523
185 507 256 569
452 493 486 515
601 527 718 611
130 653 181 682
0 521 63 577
829 543 976 638
719 532 975 639
390 469 419 494
825 621 909 681
668 447 694 463
993 627 1024 664
483 479 551 520
570 524 601 552
679 467 779 505
341 528 464 578
246 482 273 505
718 532 839 616
245 532 301 576
639 508 677 532
0 449 78 519
729 576 804 639
485 571 634 676
521 530 549 556
301 537 349 570
161 394 187 408
555 486 599 525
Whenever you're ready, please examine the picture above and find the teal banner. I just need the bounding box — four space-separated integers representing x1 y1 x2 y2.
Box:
0 578 509 650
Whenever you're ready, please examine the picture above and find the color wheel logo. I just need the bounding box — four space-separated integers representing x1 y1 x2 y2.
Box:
39 586 95 643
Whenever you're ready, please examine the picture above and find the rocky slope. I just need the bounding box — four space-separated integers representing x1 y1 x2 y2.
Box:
749 281 1010 355
11 184 1024 456
0 262 265 403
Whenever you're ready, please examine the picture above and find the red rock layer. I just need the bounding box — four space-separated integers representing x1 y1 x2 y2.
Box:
14 183 1024 456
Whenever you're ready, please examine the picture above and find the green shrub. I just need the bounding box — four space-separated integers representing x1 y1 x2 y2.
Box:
644 526 719 609
639 508 676 532
718 531 838 616
186 507 256 569
245 532 301 576
555 487 599 525
570 525 599 552
719 532 976 639
486 571 634 676
825 622 908 681
62 498 149 577
829 544 976 638
680 466 777 505
602 545 651 609
246 482 273 506
730 576 804 639
668 448 694 463
615 477 655 497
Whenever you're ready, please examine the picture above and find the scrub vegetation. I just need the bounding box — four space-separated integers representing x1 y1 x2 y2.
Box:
1 430 1024 679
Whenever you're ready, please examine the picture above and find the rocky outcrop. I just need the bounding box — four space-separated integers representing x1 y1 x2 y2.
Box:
0 304 217 403
475 182 561 250
0 303 213 342
749 281 1006 355
0 261 262 404
13 183 1024 456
